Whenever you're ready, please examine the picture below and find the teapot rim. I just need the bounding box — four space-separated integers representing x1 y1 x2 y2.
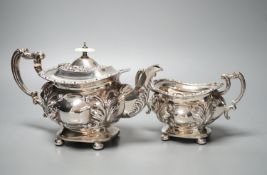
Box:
39 67 130 86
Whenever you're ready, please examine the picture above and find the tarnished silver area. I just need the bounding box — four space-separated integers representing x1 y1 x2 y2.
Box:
11 43 162 150
149 72 246 144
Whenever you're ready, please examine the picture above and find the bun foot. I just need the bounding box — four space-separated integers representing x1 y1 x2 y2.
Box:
161 133 170 141
93 142 104 150
197 138 207 145
55 137 64 146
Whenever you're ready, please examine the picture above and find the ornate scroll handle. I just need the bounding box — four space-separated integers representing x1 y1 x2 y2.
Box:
220 72 246 119
11 48 45 105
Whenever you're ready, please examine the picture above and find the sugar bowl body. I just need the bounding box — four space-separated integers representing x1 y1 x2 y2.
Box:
149 72 246 144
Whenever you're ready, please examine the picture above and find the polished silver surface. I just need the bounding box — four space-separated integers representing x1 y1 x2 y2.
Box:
149 72 246 144
11 44 162 150
38 42 130 88
2 0 267 174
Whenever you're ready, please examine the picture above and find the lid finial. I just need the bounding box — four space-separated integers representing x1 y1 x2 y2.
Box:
72 42 98 68
83 42 88 49
75 42 95 57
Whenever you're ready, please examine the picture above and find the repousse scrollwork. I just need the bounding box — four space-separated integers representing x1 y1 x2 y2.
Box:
191 95 218 126
85 90 120 128
151 93 223 128
127 89 149 117
41 84 122 128
151 93 175 127
40 82 63 122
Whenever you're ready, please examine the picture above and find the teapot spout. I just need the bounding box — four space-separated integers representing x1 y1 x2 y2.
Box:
120 65 163 118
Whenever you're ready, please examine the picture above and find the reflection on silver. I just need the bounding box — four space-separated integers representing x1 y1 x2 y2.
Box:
149 72 246 144
11 42 162 150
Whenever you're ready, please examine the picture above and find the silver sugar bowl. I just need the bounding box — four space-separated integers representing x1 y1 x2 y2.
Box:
11 43 162 150
148 72 246 144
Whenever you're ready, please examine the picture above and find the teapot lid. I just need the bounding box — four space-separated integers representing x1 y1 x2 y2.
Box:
39 42 129 85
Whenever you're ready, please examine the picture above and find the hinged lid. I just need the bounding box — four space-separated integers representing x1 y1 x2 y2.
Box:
39 42 129 85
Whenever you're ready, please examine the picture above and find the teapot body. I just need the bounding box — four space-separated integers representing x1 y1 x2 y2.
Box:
40 76 127 132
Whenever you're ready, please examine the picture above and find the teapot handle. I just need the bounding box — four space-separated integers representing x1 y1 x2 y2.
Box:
11 48 45 105
220 72 246 119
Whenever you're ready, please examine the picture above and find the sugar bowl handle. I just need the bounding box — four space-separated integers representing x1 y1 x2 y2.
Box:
220 72 246 119
11 49 45 105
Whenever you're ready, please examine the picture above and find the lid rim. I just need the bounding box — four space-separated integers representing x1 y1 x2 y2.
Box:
40 67 130 85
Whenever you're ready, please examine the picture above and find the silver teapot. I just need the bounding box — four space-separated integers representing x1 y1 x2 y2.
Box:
148 72 246 144
11 43 162 150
